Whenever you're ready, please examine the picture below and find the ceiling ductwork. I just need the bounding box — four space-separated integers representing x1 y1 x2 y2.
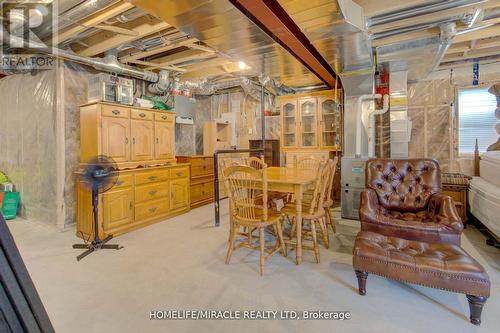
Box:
1 26 171 93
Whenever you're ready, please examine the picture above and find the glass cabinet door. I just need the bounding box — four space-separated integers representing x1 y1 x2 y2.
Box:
299 99 317 147
282 101 297 147
320 98 337 148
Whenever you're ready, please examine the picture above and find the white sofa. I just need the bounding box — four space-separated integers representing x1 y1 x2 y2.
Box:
468 151 500 241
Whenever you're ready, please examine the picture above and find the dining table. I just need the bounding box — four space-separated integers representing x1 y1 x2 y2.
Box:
263 166 318 265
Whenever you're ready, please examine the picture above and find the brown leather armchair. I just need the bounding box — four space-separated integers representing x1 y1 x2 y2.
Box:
360 159 463 245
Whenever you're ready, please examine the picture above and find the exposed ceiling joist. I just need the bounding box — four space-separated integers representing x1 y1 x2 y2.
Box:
368 1 500 34
454 24 500 43
54 1 135 44
119 37 198 63
95 24 140 36
144 50 217 70
77 18 170 57
444 45 500 62
127 59 187 72
188 43 216 53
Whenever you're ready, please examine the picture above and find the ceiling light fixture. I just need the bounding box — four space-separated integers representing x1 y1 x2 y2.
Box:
238 61 247 70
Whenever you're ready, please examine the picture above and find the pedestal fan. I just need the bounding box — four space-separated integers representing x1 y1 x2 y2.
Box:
73 155 123 261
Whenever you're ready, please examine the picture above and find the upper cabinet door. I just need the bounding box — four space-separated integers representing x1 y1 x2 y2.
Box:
154 121 173 160
281 100 297 147
131 119 154 161
101 116 130 162
319 97 338 148
299 98 317 147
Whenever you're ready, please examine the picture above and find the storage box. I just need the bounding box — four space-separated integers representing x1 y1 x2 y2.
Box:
1 191 19 220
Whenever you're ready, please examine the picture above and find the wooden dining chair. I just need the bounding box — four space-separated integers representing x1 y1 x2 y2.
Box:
323 157 339 234
295 156 322 171
223 164 285 276
281 161 332 263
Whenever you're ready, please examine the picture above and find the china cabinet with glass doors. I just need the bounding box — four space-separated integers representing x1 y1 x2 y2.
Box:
280 90 342 152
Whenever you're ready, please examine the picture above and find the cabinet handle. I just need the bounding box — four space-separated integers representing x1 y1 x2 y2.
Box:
132 138 136 144
116 181 124 186
139 112 146 118
148 176 157 181
176 172 182 177
149 190 157 196
156 138 159 144
125 138 129 144
171 192 174 200
162 115 168 120
112 110 120 115
149 207 157 213
129 202 133 210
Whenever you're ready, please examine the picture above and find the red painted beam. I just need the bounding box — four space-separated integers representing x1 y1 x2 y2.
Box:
229 0 339 88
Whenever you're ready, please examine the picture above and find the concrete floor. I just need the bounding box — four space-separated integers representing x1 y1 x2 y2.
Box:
7 201 500 333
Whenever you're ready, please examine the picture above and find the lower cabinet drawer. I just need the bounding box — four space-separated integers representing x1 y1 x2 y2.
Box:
135 169 170 185
135 181 169 203
135 198 169 221
191 182 214 203
170 166 189 179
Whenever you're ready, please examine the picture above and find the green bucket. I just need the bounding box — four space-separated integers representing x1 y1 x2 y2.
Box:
1 191 19 220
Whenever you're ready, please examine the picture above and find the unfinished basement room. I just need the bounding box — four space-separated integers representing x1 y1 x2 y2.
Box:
0 0 499 332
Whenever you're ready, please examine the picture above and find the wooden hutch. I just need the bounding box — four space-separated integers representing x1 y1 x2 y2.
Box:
76 102 191 239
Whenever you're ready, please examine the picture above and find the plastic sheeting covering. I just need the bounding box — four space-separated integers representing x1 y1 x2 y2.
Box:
407 79 454 172
0 69 58 225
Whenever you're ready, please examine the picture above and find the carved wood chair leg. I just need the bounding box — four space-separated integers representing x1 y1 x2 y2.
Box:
290 217 296 240
276 219 286 256
259 227 265 276
327 208 336 234
319 217 329 249
355 270 368 295
226 224 238 264
467 295 487 326
310 220 320 263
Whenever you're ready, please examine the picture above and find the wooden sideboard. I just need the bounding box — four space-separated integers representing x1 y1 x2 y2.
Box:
76 101 191 239
76 164 190 240
79 102 176 169
176 155 214 208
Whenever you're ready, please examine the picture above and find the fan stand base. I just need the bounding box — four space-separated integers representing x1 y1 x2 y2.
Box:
72 235 123 261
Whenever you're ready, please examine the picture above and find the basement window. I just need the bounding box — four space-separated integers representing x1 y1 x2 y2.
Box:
458 87 498 154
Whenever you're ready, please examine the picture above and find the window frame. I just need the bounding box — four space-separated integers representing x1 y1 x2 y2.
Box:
456 85 498 157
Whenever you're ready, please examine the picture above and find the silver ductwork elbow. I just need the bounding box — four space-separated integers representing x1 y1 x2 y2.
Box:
148 70 170 94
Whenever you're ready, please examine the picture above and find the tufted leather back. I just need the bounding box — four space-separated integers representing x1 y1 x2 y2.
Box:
366 159 441 212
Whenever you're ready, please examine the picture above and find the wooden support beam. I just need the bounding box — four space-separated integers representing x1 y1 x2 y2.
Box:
119 37 197 63
54 1 135 44
77 17 170 57
228 0 338 88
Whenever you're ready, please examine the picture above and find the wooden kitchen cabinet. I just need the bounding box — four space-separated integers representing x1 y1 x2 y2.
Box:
102 187 134 232
80 102 176 168
176 155 215 208
131 119 154 161
170 178 190 210
101 116 130 162
76 165 190 239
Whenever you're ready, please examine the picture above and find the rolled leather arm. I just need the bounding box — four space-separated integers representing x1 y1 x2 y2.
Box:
428 193 463 233
359 188 381 225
